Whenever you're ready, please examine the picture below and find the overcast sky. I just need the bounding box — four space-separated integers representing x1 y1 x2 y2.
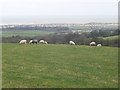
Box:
0 0 119 24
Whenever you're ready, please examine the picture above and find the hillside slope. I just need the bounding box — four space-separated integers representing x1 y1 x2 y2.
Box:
2 44 118 88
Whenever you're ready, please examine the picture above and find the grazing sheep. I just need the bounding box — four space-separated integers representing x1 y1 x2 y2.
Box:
39 40 45 44
97 44 102 47
29 40 33 44
44 41 48 44
39 40 48 44
29 40 38 44
19 40 27 44
90 42 96 46
69 41 75 45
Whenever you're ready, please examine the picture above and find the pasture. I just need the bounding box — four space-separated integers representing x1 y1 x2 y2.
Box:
2 43 118 88
102 35 119 40
2 30 54 37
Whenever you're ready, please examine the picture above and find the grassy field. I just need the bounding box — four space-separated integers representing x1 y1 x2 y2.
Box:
101 35 119 40
2 43 118 88
2 30 54 37
69 26 91 30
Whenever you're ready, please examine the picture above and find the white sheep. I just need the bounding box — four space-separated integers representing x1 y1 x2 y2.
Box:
39 40 48 44
89 42 96 46
19 40 27 44
39 40 45 44
97 44 102 47
69 41 75 45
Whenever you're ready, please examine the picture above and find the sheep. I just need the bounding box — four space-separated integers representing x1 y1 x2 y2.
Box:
39 40 46 44
29 40 33 44
39 40 48 44
89 42 96 46
69 41 75 45
39 40 44 44
97 44 102 47
29 40 38 44
19 40 27 44
44 41 48 44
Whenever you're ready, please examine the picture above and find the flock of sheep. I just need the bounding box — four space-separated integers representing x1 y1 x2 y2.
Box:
19 40 48 44
19 40 102 46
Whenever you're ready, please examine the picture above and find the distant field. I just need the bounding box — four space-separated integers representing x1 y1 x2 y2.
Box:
69 25 117 31
69 26 91 30
2 30 55 37
2 43 118 88
101 35 119 40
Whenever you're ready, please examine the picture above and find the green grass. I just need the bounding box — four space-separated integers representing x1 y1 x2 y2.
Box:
69 25 117 31
2 30 54 37
102 35 119 40
69 26 91 30
2 43 118 88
